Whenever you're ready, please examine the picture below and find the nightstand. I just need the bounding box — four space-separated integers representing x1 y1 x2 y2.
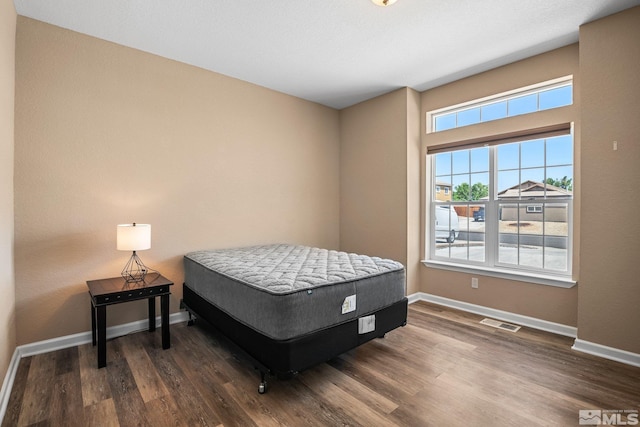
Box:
87 273 173 368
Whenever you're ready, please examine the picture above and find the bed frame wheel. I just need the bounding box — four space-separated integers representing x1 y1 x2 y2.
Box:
258 381 267 394
186 311 196 326
258 371 268 394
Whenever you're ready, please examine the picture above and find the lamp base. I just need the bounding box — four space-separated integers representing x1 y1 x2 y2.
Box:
121 251 149 284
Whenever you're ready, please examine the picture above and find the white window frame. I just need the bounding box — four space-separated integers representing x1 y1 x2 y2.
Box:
427 76 573 134
424 132 576 288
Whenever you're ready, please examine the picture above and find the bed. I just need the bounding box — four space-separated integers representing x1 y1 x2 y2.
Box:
181 244 408 393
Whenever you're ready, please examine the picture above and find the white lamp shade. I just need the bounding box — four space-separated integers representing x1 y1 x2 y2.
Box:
117 224 151 251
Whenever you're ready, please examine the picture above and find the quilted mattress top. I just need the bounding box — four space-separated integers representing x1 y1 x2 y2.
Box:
185 244 404 295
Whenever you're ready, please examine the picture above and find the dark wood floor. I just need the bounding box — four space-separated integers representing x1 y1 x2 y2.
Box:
3 301 640 426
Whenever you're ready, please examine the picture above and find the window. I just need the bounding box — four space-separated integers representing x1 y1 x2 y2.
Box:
430 77 573 133
436 185 441 192
444 187 449 194
428 132 573 282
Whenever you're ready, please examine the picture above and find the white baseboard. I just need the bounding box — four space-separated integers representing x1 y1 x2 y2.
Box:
408 292 578 338
0 347 21 424
0 311 189 422
18 311 189 358
572 339 640 368
407 292 424 305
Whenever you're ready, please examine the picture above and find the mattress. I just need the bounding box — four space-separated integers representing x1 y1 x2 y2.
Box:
183 244 406 341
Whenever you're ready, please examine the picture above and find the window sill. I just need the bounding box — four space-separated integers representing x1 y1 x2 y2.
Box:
421 259 577 288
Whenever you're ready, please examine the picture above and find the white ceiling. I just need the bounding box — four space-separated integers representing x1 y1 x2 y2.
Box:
13 0 640 109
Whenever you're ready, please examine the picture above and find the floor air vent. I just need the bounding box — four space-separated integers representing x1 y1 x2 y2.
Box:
480 318 521 332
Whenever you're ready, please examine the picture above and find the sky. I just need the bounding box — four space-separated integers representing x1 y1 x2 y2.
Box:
434 84 572 132
435 134 573 195
433 84 573 195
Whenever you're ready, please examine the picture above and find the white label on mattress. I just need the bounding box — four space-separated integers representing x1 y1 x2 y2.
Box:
342 294 356 314
358 315 376 334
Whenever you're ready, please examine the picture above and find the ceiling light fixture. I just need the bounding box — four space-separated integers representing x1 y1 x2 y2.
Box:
371 0 398 6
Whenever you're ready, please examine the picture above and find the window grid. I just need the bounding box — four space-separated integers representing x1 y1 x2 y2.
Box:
431 79 573 133
430 136 572 277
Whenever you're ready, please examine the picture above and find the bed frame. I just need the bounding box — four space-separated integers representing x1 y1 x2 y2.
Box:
181 283 408 393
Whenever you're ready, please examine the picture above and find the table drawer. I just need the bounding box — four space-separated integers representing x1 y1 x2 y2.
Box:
95 286 170 304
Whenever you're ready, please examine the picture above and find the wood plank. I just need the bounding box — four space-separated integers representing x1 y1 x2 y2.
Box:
54 346 78 376
16 353 56 426
222 381 289 427
78 342 112 406
327 351 421 401
84 398 120 427
147 344 225 426
162 345 257 427
105 356 151 426
119 333 170 403
307 363 398 414
336 338 441 392
78 344 111 406
144 394 191 427
268 376 362 426
223 353 331 427
49 371 85 427
298 364 400 427
0 356 31 427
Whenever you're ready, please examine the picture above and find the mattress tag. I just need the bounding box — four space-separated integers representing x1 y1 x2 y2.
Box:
358 315 375 334
341 294 356 314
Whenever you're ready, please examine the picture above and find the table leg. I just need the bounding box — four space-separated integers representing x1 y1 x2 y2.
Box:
91 300 96 346
161 294 170 349
97 305 106 368
148 297 156 332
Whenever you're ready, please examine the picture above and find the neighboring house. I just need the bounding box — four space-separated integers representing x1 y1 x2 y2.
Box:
497 180 571 222
435 181 452 201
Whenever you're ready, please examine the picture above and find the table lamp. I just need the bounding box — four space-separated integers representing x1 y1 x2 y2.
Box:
117 223 151 283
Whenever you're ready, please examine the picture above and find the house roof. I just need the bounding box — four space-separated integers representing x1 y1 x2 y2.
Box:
13 0 640 109
497 180 572 199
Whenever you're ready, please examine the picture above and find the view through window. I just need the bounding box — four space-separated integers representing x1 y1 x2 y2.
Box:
431 133 573 276
430 77 573 133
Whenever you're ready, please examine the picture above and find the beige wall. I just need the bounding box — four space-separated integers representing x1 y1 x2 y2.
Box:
0 0 16 382
579 6 640 353
10 6 640 360
340 88 421 296
14 18 340 345
420 45 580 326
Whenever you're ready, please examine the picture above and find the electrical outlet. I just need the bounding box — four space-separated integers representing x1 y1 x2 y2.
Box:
471 277 479 289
